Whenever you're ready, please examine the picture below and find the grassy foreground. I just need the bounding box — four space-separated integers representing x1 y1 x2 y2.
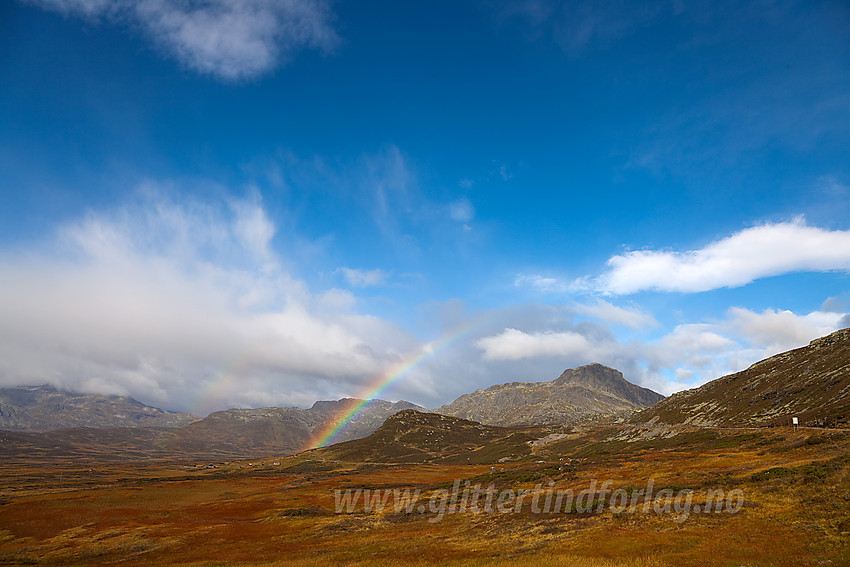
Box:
0 426 847 566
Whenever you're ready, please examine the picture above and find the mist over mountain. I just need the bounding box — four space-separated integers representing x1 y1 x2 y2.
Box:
0 385 199 432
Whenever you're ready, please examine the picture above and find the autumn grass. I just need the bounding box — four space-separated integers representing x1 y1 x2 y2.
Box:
0 427 847 566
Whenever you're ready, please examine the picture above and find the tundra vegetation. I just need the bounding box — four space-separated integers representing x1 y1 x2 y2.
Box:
0 420 847 566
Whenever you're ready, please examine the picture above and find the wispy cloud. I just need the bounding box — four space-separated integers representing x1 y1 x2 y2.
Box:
496 0 663 55
448 197 475 224
574 299 657 329
589 219 850 294
24 0 339 81
514 273 573 293
337 267 388 288
510 278 659 328
360 146 416 241
248 145 478 253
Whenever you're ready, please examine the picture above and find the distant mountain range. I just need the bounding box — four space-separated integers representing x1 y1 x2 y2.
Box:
0 385 199 431
0 397 423 461
634 328 850 427
434 363 664 426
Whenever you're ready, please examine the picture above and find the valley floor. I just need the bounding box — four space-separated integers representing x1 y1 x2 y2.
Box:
0 425 847 566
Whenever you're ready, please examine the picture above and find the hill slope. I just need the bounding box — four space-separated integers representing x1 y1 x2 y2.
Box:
634 328 850 427
0 385 199 431
435 363 663 426
316 409 536 463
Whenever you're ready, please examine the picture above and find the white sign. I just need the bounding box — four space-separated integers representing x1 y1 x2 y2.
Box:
792 417 798 425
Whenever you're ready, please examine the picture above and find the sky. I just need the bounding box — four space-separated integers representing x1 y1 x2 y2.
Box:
1 0 849 415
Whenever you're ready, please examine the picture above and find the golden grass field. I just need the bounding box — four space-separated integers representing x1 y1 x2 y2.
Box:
0 425 847 566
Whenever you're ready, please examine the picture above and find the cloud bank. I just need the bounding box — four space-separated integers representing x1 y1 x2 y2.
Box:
24 0 339 80
0 191 425 414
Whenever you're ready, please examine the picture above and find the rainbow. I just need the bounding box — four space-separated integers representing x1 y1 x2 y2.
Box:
305 317 488 450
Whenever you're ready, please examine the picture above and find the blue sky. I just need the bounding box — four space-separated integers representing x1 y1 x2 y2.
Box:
1 0 849 414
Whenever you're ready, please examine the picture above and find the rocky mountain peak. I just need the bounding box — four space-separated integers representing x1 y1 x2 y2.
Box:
435 364 663 427
554 363 624 386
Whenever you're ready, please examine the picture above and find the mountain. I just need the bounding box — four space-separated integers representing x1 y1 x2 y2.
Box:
0 397 424 461
178 398 424 455
315 409 536 464
0 385 199 432
634 328 850 427
434 363 664 427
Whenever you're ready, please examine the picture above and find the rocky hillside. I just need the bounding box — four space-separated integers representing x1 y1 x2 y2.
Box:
434 363 664 427
0 385 199 431
634 328 850 427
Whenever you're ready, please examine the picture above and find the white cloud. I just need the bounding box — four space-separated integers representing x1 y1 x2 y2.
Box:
0 191 421 414
727 307 846 354
24 0 339 81
591 219 850 294
574 299 657 329
477 328 591 361
643 324 745 390
338 267 388 288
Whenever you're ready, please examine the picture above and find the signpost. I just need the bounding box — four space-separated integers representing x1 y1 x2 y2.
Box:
792 417 798 431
